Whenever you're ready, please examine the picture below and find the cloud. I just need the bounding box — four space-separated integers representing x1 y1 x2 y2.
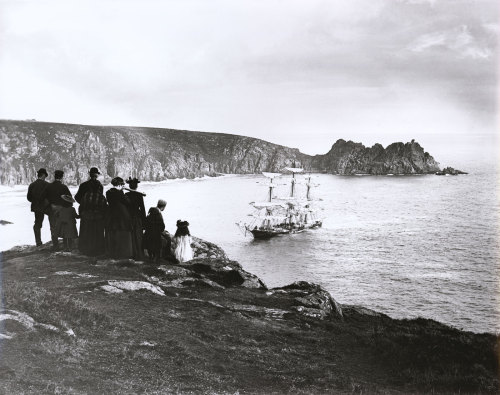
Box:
409 25 492 60
0 0 497 157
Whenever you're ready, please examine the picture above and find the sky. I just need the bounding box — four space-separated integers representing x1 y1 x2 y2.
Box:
0 0 498 165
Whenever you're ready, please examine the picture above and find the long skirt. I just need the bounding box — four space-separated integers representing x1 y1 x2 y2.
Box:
79 211 106 256
130 216 144 260
174 235 193 263
107 229 133 259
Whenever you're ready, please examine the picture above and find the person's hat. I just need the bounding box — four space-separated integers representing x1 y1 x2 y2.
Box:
89 167 101 175
111 176 125 186
54 170 64 179
61 194 75 203
126 177 140 185
37 168 48 177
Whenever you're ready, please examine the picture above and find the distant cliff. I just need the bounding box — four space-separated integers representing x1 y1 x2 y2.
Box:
0 120 309 185
0 120 441 185
312 139 440 175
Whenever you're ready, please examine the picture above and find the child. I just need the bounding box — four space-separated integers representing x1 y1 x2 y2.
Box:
173 220 193 263
59 194 79 251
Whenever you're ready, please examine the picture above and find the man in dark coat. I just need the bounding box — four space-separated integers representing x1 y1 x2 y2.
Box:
75 167 103 203
143 199 166 263
26 168 50 246
46 170 72 251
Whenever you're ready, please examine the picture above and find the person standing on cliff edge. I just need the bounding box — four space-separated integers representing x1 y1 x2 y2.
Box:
75 167 104 202
125 177 146 260
76 167 107 256
46 170 72 251
143 199 166 263
106 177 133 259
26 168 50 246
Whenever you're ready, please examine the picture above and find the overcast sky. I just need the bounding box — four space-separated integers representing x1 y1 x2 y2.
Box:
0 0 498 163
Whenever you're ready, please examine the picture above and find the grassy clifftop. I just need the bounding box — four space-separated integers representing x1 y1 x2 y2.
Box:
0 241 497 394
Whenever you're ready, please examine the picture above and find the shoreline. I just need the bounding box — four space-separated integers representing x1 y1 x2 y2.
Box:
0 171 456 189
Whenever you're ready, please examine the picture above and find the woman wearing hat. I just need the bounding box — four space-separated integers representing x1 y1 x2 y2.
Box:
75 167 103 203
106 177 133 259
77 167 107 256
125 177 146 260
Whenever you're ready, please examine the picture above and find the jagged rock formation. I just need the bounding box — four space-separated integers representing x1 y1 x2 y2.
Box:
436 167 468 175
312 139 441 175
0 120 443 185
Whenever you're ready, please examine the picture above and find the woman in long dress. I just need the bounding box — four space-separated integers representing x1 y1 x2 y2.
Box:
125 177 146 260
106 177 133 259
173 220 193 263
77 170 107 256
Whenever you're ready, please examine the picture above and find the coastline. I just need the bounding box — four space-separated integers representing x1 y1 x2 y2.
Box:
1 240 497 393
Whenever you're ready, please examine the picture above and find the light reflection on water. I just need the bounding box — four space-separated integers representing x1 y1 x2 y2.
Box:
0 170 499 333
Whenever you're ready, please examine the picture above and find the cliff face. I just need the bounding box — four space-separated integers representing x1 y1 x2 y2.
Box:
0 120 309 185
0 120 441 185
312 139 440 175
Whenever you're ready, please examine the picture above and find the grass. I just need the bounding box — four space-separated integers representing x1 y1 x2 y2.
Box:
0 248 498 394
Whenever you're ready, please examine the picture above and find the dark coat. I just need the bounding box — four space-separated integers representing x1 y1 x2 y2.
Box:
143 207 165 252
174 221 191 237
106 188 132 231
27 178 49 212
46 180 72 207
125 191 146 227
75 179 103 203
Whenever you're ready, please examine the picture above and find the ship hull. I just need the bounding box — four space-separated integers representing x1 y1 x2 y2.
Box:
248 221 322 239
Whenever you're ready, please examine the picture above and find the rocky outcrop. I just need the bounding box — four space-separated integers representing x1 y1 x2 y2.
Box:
312 139 441 175
1 240 498 394
0 120 445 185
436 167 468 175
272 281 343 320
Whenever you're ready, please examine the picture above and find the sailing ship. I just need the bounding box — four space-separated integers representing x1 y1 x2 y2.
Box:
237 168 323 239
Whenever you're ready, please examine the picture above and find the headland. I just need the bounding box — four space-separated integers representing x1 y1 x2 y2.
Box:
0 239 497 394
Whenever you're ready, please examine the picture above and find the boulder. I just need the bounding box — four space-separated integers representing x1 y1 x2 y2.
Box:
273 281 343 320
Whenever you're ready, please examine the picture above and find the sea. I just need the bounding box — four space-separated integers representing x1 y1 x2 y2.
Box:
1 164 499 334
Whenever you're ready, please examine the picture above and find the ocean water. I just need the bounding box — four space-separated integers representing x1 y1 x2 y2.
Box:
1 168 499 334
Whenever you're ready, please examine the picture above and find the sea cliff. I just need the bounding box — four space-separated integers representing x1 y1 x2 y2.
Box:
0 240 497 394
312 139 441 175
0 120 443 185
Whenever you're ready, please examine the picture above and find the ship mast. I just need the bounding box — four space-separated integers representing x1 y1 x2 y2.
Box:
306 175 311 200
268 178 275 202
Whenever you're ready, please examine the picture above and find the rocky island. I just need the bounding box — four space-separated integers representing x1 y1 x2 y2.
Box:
0 239 497 394
0 120 446 185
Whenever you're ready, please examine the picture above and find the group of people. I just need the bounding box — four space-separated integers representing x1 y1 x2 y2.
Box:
26 167 194 263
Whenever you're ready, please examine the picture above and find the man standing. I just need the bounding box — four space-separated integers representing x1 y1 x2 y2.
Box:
26 168 50 246
143 199 167 263
46 170 72 251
